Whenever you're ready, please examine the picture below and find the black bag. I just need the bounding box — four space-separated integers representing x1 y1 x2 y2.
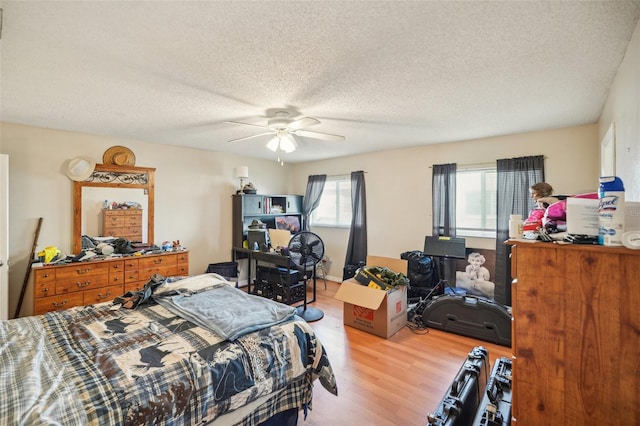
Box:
113 238 134 254
401 251 438 287
343 261 365 281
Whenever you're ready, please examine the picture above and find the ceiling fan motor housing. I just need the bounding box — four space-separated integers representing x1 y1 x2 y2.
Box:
268 112 291 130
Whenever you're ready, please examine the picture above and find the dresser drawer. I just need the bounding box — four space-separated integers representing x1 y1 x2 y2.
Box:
125 269 140 283
176 263 189 275
104 215 142 226
31 252 189 315
139 265 177 278
139 255 177 269
103 209 141 217
83 284 123 305
103 226 142 239
56 263 111 280
34 280 55 299
109 271 125 285
124 280 148 293
104 215 125 227
109 260 125 273
33 268 57 284
35 293 85 315
124 258 139 270
175 252 189 264
55 275 111 295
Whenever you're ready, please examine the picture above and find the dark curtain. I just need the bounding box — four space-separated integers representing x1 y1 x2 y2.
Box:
431 163 457 284
344 171 367 270
302 174 326 231
494 155 544 305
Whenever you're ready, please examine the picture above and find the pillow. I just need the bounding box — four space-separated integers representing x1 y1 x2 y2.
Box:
154 273 229 296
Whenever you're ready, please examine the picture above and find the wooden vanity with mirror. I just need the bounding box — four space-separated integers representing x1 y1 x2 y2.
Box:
30 163 189 316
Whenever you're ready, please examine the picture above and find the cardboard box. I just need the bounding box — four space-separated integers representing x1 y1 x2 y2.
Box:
334 256 408 338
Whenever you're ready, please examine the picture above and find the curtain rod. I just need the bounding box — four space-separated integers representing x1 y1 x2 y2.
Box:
428 162 494 169
325 171 367 178
429 157 547 169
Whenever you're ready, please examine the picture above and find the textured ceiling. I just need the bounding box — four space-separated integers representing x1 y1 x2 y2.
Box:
1 1 639 163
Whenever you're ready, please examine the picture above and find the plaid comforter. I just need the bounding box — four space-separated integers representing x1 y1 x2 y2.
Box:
0 298 337 425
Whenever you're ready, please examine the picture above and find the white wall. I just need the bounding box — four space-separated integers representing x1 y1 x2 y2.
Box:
2 121 600 314
599 18 640 201
0 122 293 317
293 125 600 280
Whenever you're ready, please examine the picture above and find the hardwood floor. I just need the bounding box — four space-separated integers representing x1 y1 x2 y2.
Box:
298 280 512 426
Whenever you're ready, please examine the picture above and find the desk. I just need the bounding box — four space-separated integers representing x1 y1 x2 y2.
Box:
232 247 318 304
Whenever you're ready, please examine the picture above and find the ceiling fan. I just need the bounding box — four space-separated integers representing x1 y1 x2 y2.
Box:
225 111 345 154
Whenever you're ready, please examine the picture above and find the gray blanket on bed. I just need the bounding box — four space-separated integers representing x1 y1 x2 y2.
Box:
154 284 297 340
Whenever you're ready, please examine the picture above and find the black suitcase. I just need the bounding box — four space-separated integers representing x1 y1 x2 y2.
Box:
472 357 513 426
422 295 512 347
427 346 489 426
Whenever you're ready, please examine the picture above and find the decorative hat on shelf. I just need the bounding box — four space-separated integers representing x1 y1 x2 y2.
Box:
66 156 96 181
248 219 266 230
103 145 136 166
242 182 257 194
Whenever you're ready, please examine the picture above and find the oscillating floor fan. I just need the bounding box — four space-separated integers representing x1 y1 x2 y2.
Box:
287 231 325 322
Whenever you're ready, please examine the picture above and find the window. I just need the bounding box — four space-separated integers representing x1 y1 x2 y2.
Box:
311 175 352 227
456 165 497 238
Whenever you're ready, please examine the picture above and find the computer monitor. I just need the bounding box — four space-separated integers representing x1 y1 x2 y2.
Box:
424 236 466 259
268 228 292 249
247 229 268 251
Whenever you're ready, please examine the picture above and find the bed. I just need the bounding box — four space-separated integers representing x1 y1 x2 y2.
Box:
0 273 338 425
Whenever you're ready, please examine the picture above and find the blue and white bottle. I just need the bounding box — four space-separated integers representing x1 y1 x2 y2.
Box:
598 176 625 246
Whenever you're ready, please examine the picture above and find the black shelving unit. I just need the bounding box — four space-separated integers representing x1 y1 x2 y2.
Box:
232 194 303 249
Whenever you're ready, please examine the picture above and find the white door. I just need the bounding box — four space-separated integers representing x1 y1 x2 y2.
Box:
0 154 8 320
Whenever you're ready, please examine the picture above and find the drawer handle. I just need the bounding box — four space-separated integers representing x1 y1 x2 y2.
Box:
52 300 68 307
43 273 50 278
76 281 91 288
42 287 49 294
97 292 112 300
113 277 120 282
113 264 120 269
153 259 163 264
76 268 91 275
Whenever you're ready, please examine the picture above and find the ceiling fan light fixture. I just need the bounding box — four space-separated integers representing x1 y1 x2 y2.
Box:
280 134 297 153
226 110 344 154
266 136 280 152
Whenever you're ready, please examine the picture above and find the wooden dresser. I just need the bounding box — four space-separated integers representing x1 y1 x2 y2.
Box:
32 251 189 315
102 209 143 241
509 242 639 424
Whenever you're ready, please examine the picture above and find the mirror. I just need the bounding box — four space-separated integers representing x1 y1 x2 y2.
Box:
73 164 155 254
82 187 149 240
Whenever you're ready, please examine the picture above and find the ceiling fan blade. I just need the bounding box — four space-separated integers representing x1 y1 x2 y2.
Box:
287 117 320 131
294 129 345 142
228 132 273 143
224 120 269 130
